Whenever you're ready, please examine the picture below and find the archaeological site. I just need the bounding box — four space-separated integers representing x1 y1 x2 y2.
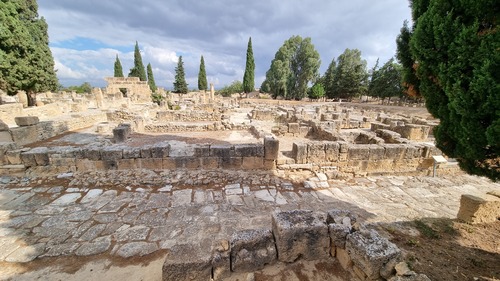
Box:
0 84 499 281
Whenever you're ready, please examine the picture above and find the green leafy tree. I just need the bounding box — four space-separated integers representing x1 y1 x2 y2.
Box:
218 80 243 97
173 56 188 94
308 82 325 100
322 58 337 98
243 37 255 93
62 82 92 94
330 48 368 100
0 0 58 106
263 35 321 100
146 63 157 93
368 58 403 102
259 80 270 93
128 41 147 81
407 0 499 180
198 55 207 91
114 55 124 77
396 21 421 98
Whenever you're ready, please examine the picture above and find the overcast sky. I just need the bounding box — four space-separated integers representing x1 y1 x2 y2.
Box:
38 0 411 89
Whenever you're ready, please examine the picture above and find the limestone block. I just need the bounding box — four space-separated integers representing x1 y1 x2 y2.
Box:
263 159 276 170
369 145 385 161
338 141 349 153
14 116 39 127
140 146 152 158
184 157 202 169
138 158 163 170
162 244 212 281
201 157 219 169
122 147 141 159
292 142 308 164
10 126 38 146
151 143 170 158
83 148 101 161
0 120 9 131
404 145 420 159
307 142 326 163
324 142 340 162
112 127 129 143
242 157 263 169
162 158 177 169
329 224 351 249
117 159 137 170
288 123 300 134
210 145 233 158
76 159 95 172
20 150 37 167
0 131 13 142
264 136 279 160
194 144 210 157
32 147 49 166
457 194 500 224
101 147 123 160
327 209 357 225
221 157 242 169
272 210 329 263
384 144 407 160
212 240 230 280
348 144 370 161
50 157 76 167
346 229 401 280
234 144 264 157
6 149 22 165
103 160 118 170
230 229 277 272
336 247 353 270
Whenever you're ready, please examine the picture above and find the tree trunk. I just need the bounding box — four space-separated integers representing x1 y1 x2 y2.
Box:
27 91 37 107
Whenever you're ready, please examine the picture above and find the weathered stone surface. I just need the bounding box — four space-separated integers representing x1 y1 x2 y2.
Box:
327 209 357 225
151 142 170 158
116 241 158 258
5 243 45 262
113 125 130 143
101 146 123 160
388 274 432 281
230 228 277 272
292 142 308 164
0 119 9 131
457 194 500 224
75 236 111 256
272 210 329 262
212 240 230 281
234 144 264 157
14 116 39 126
329 223 351 249
346 229 401 280
264 135 279 160
162 243 212 281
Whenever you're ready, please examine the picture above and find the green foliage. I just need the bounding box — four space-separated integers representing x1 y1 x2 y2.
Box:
114 55 124 77
61 82 92 94
308 82 325 100
259 80 270 93
329 48 368 100
408 0 499 180
173 56 188 94
151 92 163 105
218 80 243 97
414 220 440 239
0 0 58 106
396 21 421 98
322 58 337 98
198 55 207 91
128 41 147 81
368 58 403 100
243 37 255 93
146 63 157 93
263 35 321 100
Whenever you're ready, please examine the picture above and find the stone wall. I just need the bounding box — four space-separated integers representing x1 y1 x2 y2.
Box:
163 209 428 281
156 110 221 122
291 141 440 176
0 103 24 125
10 136 279 172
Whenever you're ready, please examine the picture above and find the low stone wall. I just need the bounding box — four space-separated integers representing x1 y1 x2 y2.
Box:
371 122 430 141
156 110 221 122
11 136 279 172
144 122 250 133
163 209 428 281
291 141 440 176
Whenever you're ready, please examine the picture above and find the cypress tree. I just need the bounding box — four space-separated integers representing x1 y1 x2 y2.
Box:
173 56 188 94
146 63 157 93
243 37 255 93
128 41 147 81
114 55 124 77
198 55 208 91
0 0 58 106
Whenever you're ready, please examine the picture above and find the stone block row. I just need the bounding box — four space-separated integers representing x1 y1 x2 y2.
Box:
162 209 404 281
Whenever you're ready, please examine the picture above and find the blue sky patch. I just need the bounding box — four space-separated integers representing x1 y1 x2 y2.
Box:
50 37 131 53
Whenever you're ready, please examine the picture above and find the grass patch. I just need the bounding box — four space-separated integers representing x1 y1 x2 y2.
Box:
414 220 441 239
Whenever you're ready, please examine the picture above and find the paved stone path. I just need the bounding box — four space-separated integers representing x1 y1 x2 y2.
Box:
0 171 498 264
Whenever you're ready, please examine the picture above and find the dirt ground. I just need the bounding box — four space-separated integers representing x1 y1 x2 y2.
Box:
378 219 500 281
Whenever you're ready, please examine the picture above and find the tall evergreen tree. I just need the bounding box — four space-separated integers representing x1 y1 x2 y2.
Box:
322 58 337 98
263 36 320 100
396 21 420 98
128 41 147 81
198 55 207 91
330 48 368 100
146 63 157 93
114 55 124 77
0 0 58 106
368 58 403 102
406 0 499 180
243 37 255 93
173 56 188 94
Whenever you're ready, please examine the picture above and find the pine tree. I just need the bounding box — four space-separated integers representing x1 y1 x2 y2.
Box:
0 0 58 106
114 55 124 77
330 48 368 100
198 55 207 91
146 63 157 93
128 41 147 81
322 58 337 98
243 37 255 93
173 56 188 94
407 0 499 180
